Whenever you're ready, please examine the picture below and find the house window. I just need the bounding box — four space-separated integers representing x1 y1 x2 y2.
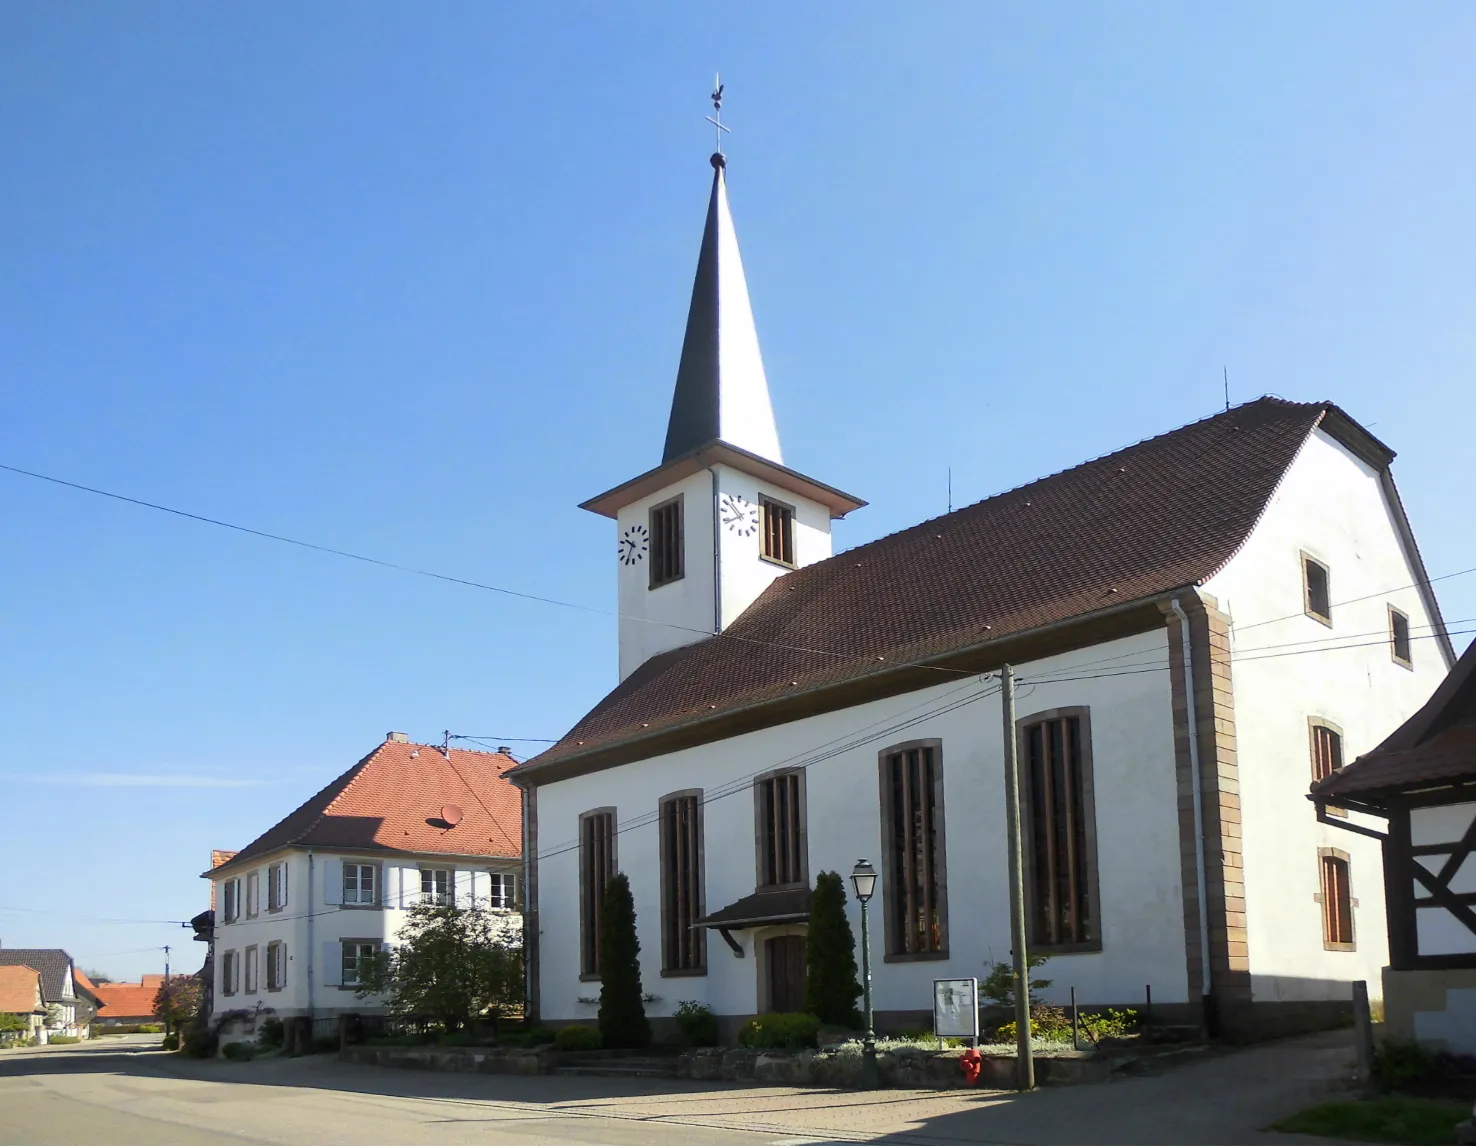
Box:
420 868 453 907
243 946 258 994
880 742 948 958
580 810 616 977
245 871 259 917
1390 607 1413 668
487 873 517 910
222 878 240 923
221 950 238 996
1310 719 1347 818
761 497 795 567
1320 853 1355 949
343 863 378 905
265 941 287 991
660 792 705 973
268 863 288 912
1303 553 1332 625
649 497 684 588
1021 710 1101 950
756 771 806 888
340 941 378 987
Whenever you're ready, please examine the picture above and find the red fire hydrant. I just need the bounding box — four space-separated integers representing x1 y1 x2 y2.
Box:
960 1047 984 1086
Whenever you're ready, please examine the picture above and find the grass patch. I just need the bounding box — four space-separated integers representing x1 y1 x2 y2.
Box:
1271 1096 1470 1144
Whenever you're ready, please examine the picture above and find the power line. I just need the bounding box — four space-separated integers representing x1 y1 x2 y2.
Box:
0 904 186 925
0 460 974 678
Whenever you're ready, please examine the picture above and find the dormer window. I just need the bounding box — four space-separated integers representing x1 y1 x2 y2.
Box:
649 496 684 588
1302 553 1331 625
761 497 796 567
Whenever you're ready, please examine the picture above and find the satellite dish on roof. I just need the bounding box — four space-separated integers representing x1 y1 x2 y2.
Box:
441 804 464 827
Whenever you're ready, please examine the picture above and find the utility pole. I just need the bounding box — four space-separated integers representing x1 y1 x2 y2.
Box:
1001 665 1035 1090
163 945 170 981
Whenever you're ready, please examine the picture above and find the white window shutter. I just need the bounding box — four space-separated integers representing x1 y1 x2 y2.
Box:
401 867 421 908
470 870 486 905
505 873 518 909
384 865 400 907
322 857 343 906
281 861 289 907
322 941 341 989
455 869 474 908
280 943 289 988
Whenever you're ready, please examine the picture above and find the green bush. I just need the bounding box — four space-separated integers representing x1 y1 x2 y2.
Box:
1080 1007 1138 1044
674 1000 719 1047
994 1005 1071 1044
737 1013 821 1050
435 1030 487 1048
161 1033 180 1050
1374 1038 1440 1089
47 1035 81 1045
220 1041 255 1060
597 873 651 1049
97 1023 164 1035
313 1035 338 1054
258 1018 284 1048
517 1025 555 1048
554 1024 603 1052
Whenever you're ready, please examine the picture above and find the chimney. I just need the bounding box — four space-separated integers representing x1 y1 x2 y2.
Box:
497 746 512 754
387 731 410 743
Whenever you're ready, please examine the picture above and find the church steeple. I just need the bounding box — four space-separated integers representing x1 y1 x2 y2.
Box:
663 153 783 465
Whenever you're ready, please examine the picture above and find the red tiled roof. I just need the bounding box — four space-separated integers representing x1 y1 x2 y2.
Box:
209 739 522 876
0 966 44 1014
94 981 158 1020
519 398 1384 777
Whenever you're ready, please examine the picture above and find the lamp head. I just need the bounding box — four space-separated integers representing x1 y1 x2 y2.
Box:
850 858 878 903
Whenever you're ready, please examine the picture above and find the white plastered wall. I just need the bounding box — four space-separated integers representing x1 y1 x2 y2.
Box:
1204 427 1451 1004
713 463 832 630
536 629 1189 1025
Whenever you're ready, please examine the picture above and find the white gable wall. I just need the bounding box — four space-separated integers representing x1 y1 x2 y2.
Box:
537 629 1188 1025
713 462 832 630
1205 427 1450 1003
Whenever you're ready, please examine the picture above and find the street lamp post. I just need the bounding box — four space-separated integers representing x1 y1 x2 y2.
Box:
850 859 880 1089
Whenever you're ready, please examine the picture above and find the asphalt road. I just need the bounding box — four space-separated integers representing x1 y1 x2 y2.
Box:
0 1030 1355 1145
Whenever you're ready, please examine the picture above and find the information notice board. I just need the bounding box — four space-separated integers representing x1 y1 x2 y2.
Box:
932 977 979 1041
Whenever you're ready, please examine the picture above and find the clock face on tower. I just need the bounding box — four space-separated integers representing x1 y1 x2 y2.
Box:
619 523 649 566
719 493 759 537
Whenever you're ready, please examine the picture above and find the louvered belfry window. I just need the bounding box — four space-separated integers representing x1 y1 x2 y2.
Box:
649 497 684 588
756 772 805 887
1023 713 1098 948
882 744 947 955
580 811 616 976
761 498 795 566
660 794 705 972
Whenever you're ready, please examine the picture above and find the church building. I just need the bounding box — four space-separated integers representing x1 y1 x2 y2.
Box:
510 143 1455 1039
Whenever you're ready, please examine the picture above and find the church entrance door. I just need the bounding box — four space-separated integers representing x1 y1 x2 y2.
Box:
765 935 807 1013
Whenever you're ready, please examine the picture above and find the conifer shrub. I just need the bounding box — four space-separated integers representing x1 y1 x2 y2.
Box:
805 872 862 1028
597 873 651 1049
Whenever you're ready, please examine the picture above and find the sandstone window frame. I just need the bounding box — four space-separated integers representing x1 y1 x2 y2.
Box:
878 738 950 962
579 808 617 980
649 496 685 588
1390 605 1414 669
1018 706 1103 954
1314 847 1358 951
1302 552 1333 627
754 769 808 890
659 789 707 976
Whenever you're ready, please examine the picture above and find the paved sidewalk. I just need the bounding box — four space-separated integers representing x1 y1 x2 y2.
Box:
0 1029 1355 1144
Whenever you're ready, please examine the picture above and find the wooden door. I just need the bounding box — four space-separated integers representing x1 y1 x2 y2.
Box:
765 935 808 1013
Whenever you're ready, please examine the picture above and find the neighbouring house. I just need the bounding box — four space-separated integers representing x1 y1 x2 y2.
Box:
508 143 1456 1041
71 968 103 1033
0 966 48 1044
0 949 91 1038
93 977 166 1026
1313 636 1476 1051
204 733 523 1041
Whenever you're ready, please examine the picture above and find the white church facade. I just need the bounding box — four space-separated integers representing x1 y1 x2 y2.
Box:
510 147 1456 1039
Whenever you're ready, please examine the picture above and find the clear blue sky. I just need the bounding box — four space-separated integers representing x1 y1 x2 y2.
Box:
2 3 1473 980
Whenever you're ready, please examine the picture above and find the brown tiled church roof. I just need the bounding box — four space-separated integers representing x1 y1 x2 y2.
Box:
516 398 1393 780
208 739 522 876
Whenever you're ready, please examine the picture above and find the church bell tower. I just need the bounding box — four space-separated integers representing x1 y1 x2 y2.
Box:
581 93 865 680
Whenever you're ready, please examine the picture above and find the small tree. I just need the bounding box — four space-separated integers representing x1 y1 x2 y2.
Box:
357 900 522 1032
82 969 114 985
597 873 650 1048
153 977 203 1043
805 871 862 1027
